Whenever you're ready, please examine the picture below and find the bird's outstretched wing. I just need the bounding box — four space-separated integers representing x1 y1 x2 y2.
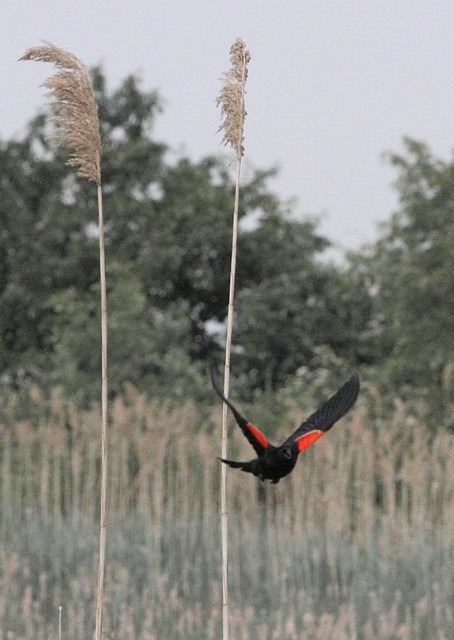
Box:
211 371 269 456
283 374 360 453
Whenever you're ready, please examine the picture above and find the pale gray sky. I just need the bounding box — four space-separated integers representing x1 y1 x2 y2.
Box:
2 1 454 255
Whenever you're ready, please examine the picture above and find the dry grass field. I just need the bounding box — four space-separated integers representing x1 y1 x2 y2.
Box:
1 387 454 639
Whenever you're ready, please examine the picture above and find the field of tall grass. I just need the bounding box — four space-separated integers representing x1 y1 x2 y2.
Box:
1 386 454 639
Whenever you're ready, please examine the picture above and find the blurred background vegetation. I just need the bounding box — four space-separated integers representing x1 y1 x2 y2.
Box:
1 388 453 639
2 69 454 639
2 69 454 423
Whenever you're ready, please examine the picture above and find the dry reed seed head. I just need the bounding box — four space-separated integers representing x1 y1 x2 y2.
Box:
217 38 251 157
229 38 251 82
20 42 101 185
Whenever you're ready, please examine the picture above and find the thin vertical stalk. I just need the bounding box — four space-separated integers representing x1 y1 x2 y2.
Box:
20 42 105 640
95 183 107 639
217 38 250 640
221 156 242 640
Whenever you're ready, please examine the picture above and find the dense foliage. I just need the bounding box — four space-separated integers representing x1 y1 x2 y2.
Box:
0 68 369 403
2 70 454 419
350 138 454 424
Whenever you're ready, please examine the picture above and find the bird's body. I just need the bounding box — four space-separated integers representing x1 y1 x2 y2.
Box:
221 443 299 482
212 373 360 483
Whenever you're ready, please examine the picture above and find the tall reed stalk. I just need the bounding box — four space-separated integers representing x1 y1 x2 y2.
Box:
20 42 107 640
216 37 251 640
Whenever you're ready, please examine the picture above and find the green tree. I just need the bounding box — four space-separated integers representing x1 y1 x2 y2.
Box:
0 68 369 401
233 215 372 392
351 138 454 420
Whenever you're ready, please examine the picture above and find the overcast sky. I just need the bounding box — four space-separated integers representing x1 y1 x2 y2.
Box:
2 1 454 256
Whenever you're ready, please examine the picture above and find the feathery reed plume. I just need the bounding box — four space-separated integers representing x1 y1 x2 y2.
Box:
20 42 107 640
216 37 250 640
20 42 101 184
217 38 250 158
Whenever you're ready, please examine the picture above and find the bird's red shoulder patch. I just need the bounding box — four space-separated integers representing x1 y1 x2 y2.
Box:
246 422 269 449
296 429 323 452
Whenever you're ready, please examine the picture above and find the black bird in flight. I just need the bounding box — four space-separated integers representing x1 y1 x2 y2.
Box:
212 373 360 483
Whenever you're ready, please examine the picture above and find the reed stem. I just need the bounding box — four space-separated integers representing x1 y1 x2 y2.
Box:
217 38 250 640
95 183 108 640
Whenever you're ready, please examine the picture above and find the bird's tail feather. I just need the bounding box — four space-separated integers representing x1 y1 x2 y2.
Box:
218 457 252 471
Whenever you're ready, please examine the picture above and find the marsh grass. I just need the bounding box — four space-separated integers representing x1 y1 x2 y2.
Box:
1 390 454 639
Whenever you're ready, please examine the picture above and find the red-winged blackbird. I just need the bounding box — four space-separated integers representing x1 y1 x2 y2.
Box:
212 373 360 483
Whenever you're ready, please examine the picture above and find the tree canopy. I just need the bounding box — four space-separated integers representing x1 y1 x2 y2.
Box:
4 70 454 419
349 138 454 424
0 68 369 402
